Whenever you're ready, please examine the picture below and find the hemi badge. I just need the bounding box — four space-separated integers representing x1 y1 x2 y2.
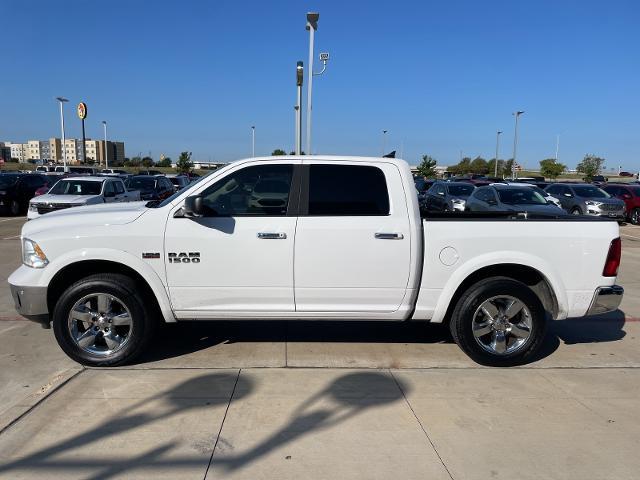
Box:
142 252 160 259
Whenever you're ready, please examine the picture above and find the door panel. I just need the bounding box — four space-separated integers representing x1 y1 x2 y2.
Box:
165 161 300 315
294 162 411 313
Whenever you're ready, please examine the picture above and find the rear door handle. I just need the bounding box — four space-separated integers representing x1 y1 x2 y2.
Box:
375 232 404 240
257 232 287 239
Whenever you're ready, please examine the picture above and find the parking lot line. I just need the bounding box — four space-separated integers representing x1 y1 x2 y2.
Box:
0 217 26 223
621 233 640 241
2 235 20 240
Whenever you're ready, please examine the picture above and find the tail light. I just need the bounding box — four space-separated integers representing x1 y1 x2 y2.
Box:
603 237 621 277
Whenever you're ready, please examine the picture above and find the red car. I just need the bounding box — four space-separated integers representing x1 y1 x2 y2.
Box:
619 171 635 178
603 183 640 225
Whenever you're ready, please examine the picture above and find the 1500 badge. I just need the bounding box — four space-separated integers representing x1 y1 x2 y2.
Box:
168 252 201 263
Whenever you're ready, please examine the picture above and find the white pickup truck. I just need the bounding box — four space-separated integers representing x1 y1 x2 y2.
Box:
9 156 623 367
27 176 140 220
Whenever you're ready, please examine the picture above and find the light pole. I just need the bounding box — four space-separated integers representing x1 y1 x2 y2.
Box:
251 126 255 157
555 134 560 162
381 130 388 157
295 61 303 155
494 130 502 177
512 110 524 179
102 121 108 169
305 12 318 156
56 97 68 167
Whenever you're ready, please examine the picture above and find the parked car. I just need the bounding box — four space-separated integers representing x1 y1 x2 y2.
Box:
0 173 48 215
603 184 640 225
590 175 608 186
33 174 64 197
137 170 164 176
497 182 562 208
166 174 190 192
422 181 475 212
28 176 140 220
466 184 566 215
9 156 623 368
545 183 625 219
619 171 634 178
414 178 435 204
101 169 128 176
125 175 174 201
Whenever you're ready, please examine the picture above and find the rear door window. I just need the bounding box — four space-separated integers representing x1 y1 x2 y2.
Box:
307 165 389 215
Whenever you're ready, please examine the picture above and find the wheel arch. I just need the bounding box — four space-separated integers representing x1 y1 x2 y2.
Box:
438 263 560 325
47 259 175 324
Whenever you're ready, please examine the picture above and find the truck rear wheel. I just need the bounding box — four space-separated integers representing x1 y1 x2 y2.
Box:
449 277 546 366
52 273 156 367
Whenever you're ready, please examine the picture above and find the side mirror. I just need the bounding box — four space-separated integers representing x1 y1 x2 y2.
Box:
182 195 204 217
564 193 573 198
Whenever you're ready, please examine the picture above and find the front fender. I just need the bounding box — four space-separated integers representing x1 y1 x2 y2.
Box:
41 248 174 323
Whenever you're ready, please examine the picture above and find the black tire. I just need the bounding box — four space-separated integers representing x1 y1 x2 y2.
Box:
449 277 547 367
570 207 582 215
52 273 157 366
9 200 20 216
630 208 640 226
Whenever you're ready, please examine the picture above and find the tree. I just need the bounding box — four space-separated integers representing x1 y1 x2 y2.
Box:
289 151 306 155
157 157 172 167
503 158 514 177
416 155 438 178
487 158 506 176
448 157 472 175
576 154 605 180
469 156 489 174
539 158 566 179
128 156 142 167
271 149 287 156
141 156 154 167
176 151 194 174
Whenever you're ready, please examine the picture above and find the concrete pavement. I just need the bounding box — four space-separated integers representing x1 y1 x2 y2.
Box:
1 218 640 479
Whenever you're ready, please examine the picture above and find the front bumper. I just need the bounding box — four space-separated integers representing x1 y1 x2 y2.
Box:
587 285 624 316
9 283 49 326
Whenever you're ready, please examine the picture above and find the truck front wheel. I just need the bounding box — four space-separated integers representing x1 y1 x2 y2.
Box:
449 277 547 366
52 273 156 366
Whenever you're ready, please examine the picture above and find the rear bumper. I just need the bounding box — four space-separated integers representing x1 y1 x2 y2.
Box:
9 282 49 326
587 285 624 316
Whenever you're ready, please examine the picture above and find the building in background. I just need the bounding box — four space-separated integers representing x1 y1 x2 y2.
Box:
0 142 11 162
0 138 125 165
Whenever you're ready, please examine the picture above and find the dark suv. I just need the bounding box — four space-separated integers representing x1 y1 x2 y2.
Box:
0 173 48 215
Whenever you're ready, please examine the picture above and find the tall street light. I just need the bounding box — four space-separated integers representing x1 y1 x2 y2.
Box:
381 130 388 157
252 126 256 157
512 110 524 179
305 12 319 156
494 130 502 177
555 134 560 162
56 97 68 167
102 121 108 169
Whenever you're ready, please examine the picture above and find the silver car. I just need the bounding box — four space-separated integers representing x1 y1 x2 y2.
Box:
545 183 625 219
466 184 566 215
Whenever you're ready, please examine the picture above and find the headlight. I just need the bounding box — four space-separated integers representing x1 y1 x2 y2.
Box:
29 203 39 212
451 198 465 204
585 201 602 206
22 238 49 268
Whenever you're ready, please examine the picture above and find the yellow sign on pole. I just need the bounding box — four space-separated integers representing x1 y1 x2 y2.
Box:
77 102 87 120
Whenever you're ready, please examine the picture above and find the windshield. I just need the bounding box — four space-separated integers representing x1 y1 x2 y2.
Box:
126 177 156 191
530 186 549 197
497 188 547 205
448 185 474 196
50 179 103 195
0 176 19 188
573 186 610 198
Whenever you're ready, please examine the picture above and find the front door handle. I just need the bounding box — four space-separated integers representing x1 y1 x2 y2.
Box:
257 232 287 239
375 232 404 240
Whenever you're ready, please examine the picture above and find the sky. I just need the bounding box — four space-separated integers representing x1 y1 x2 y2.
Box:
1 0 639 169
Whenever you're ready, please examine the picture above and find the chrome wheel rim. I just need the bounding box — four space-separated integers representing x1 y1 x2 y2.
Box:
572 209 581 215
633 210 639 224
472 295 533 356
67 293 133 356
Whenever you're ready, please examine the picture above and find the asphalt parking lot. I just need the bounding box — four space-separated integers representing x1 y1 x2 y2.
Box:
1 217 640 479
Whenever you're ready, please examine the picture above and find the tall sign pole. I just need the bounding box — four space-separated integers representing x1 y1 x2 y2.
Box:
295 61 303 155
77 102 88 164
